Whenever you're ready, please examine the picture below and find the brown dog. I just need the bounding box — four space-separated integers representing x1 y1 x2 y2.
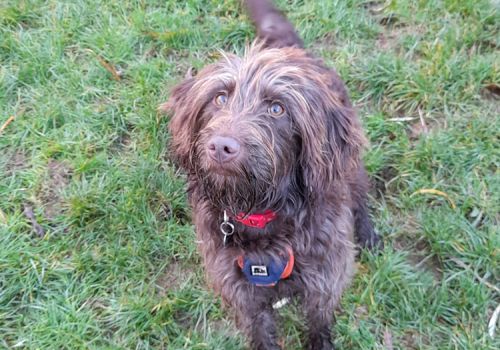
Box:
163 1 381 348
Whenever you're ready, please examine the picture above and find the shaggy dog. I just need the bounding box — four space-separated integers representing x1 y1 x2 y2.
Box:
162 0 381 348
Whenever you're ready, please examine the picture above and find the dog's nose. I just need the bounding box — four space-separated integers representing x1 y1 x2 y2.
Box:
207 136 241 163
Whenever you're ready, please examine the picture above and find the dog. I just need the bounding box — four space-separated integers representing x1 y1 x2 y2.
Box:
162 0 381 348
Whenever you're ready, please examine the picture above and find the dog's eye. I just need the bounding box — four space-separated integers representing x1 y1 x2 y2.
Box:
268 102 285 116
214 92 228 106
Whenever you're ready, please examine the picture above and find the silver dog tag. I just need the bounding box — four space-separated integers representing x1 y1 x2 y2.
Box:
220 210 234 246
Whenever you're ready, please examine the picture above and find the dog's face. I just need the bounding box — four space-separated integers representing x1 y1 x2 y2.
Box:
164 45 364 213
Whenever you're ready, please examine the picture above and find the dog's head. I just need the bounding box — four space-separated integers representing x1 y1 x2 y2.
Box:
162 45 365 213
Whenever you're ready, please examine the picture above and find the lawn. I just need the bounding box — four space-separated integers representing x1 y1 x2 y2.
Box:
0 0 499 349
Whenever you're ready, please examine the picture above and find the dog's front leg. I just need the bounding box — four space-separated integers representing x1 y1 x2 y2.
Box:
222 284 280 350
240 305 280 350
303 297 336 350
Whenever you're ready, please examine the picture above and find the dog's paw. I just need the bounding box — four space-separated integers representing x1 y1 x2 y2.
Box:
360 231 384 251
307 337 335 350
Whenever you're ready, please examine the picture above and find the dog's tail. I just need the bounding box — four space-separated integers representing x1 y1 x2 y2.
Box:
244 0 303 49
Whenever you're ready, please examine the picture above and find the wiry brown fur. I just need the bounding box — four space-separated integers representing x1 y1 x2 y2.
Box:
162 1 381 349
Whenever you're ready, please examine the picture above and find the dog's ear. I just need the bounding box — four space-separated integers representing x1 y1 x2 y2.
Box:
160 77 197 170
245 0 303 49
297 85 366 197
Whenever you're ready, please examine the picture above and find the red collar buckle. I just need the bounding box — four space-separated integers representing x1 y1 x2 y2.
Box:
234 210 277 229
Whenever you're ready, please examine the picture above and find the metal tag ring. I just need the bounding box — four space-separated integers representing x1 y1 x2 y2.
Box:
220 222 235 236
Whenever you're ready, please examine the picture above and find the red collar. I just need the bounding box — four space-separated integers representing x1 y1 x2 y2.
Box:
233 210 277 229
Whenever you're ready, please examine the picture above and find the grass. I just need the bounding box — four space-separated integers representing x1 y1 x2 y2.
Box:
0 0 498 349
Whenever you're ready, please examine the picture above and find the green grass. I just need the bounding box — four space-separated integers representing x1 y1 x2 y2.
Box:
1 0 499 349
